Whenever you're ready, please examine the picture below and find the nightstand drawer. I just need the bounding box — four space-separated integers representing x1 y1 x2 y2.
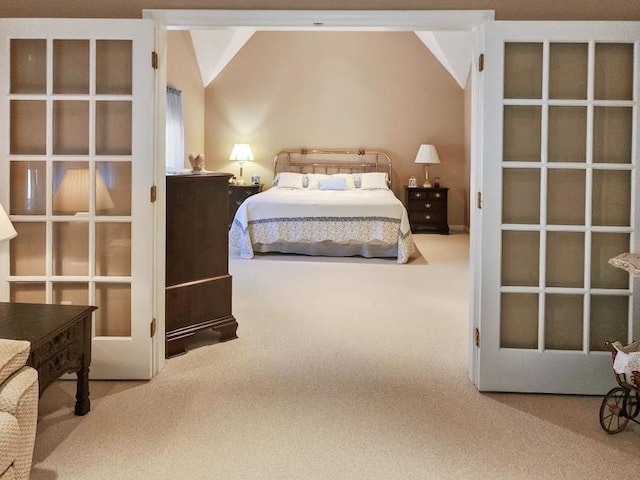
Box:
407 189 446 202
228 184 262 226
408 210 447 224
407 199 446 214
229 185 259 205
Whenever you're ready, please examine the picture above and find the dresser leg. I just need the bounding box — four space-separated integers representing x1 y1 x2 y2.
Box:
213 316 238 342
166 337 188 358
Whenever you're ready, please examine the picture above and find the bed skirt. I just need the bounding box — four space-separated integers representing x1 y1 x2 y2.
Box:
230 217 415 264
251 240 400 259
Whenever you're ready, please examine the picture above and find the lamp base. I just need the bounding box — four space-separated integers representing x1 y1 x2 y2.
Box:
423 165 432 189
237 165 246 185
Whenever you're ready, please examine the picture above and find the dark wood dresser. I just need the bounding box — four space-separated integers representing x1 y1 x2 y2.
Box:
165 172 237 358
405 186 449 234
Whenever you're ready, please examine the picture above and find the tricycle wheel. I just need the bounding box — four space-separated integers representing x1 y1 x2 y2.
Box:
624 389 640 419
600 387 631 434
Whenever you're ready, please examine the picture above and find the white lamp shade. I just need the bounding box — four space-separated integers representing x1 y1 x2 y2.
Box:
0 202 17 243
53 169 115 213
229 143 254 163
414 144 440 164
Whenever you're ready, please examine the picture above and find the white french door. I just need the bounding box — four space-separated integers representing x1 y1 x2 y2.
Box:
0 19 156 379
476 22 640 394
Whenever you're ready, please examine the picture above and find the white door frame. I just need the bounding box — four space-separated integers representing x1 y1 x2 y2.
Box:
468 25 486 387
151 27 168 375
143 9 494 31
143 9 494 377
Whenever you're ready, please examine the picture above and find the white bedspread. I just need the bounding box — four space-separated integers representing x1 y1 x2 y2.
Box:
229 188 415 263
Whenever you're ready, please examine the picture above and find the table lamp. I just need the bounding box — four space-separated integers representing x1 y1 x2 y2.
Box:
229 143 254 185
414 144 440 188
53 169 114 214
0 202 17 242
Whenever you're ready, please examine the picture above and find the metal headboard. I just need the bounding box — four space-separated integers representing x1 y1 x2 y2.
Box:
273 148 393 179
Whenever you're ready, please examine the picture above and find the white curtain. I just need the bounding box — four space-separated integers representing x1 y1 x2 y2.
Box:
166 86 185 169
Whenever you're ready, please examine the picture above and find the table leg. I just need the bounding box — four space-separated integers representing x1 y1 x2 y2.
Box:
75 363 90 416
74 311 92 416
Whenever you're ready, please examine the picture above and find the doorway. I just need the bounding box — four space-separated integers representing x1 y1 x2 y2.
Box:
144 8 491 375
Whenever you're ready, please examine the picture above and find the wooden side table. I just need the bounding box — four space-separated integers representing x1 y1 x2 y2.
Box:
405 186 449 234
229 184 263 227
0 302 96 416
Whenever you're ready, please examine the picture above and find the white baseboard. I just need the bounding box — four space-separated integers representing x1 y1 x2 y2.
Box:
450 224 468 233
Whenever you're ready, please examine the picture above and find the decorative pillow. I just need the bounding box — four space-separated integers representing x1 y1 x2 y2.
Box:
306 173 330 190
360 172 389 190
331 173 356 190
274 172 305 189
318 176 348 190
353 173 362 189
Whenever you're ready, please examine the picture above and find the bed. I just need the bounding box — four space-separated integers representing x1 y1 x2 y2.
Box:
229 149 416 264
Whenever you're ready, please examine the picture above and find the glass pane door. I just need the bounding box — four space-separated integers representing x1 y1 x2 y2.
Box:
478 22 639 394
0 19 155 379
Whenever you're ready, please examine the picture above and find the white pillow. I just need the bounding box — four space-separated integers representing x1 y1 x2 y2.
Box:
360 172 389 190
318 176 347 190
331 173 356 190
275 172 305 189
306 173 330 190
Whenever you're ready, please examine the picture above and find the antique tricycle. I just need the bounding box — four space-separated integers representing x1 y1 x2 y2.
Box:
600 340 640 433
599 253 640 434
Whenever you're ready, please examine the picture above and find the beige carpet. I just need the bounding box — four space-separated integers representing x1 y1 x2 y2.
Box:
31 233 640 479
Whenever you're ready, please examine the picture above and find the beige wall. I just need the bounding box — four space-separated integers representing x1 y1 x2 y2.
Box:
1 0 640 20
166 31 205 168
204 31 466 227
4 1 636 228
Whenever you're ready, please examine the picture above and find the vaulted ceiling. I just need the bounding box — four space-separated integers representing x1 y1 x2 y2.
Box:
189 29 473 89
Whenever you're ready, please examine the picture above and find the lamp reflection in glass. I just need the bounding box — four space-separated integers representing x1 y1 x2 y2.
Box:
54 169 115 215
414 144 440 188
229 143 254 185
0 202 17 243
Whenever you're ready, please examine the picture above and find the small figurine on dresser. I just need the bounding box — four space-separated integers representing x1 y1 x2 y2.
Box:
188 153 205 172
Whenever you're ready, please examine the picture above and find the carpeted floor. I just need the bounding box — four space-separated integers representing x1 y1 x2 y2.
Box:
31 233 640 479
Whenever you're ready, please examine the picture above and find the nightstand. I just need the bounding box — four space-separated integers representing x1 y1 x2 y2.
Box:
405 186 449 234
229 184 263 226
